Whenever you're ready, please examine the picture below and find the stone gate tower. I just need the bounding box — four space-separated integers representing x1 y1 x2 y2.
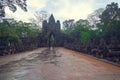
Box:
42 14 60 34
41 14 61 47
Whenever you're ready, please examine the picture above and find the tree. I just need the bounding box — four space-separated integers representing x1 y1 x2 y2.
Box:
63 19 74 30
98 2 120 38
29 10 49 26
0 0 27 21
62 19 93 43
99 2 120 25
12 21 40 38
87 8 104 27
0 20 21 48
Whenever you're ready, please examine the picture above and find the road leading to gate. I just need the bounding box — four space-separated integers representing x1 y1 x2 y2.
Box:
0 48 120 80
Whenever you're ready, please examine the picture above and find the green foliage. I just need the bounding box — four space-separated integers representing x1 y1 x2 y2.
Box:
12 23 41 38
62 19 94 43
80 32 90 43
100 20 120 38
0 22 21 46
0 20 41 47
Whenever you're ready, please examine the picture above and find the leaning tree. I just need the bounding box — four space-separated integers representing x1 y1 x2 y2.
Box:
0 0 27 20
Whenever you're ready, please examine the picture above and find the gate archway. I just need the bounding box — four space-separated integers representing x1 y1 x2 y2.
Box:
48 32 55 47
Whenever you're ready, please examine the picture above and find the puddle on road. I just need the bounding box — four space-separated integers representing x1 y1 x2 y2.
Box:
0 48 62 80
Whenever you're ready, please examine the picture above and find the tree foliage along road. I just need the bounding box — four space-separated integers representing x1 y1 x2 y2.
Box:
0 19 41 55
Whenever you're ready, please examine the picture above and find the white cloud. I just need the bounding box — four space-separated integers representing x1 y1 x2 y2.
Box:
5 0 49 22
57 1 93 20
5 7 35 22
27 0 48 10
5 0 120 23
43 0 94 22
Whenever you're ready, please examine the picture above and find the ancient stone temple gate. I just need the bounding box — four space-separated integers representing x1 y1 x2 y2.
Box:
38 14 63 47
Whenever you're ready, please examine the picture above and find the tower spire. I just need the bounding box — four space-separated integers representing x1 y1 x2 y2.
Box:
49 14 55 24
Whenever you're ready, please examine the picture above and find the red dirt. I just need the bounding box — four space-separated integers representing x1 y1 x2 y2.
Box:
59 47 120 72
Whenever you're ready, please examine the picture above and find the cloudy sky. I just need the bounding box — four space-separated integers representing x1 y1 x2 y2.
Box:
5 0 120 23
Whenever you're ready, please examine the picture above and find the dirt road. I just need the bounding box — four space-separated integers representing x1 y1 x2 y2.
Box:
0 47 120 80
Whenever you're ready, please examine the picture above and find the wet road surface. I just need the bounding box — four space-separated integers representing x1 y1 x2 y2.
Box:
0 47 120 80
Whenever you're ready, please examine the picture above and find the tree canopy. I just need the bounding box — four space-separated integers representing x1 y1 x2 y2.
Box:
0 0 27 20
